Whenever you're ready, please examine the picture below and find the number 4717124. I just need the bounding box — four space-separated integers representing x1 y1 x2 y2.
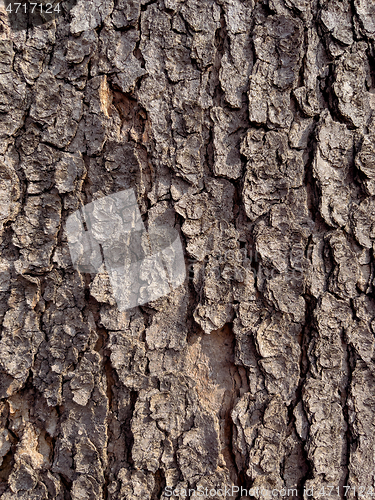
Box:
6 3 60 13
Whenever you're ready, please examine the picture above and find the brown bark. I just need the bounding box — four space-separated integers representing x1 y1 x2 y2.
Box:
0 0 375 498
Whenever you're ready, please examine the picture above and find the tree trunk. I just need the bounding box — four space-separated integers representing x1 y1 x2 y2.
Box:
0 0 375 498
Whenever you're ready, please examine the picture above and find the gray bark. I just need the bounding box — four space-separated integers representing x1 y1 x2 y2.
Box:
0 0 375 498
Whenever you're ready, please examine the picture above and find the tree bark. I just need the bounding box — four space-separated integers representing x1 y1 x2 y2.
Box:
0 0 375 498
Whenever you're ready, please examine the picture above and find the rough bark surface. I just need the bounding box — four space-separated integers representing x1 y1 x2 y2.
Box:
0 0 375 498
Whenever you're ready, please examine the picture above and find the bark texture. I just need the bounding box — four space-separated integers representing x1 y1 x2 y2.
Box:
0 0 375 498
